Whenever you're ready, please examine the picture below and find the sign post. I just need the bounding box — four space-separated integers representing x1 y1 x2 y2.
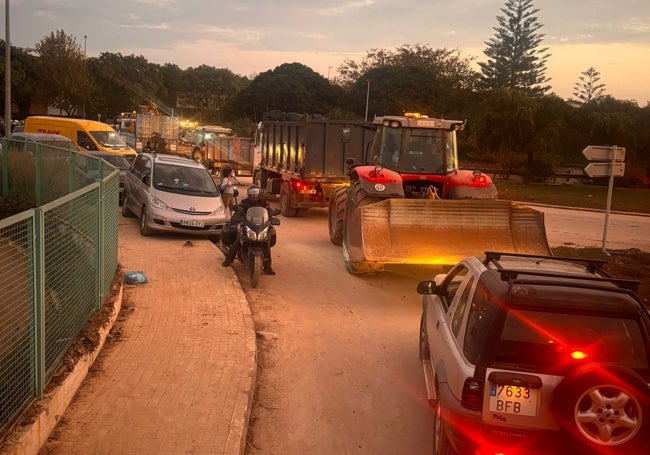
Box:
582 145 626 253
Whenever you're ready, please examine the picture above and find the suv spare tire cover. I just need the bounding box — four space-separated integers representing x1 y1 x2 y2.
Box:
551 362 650 453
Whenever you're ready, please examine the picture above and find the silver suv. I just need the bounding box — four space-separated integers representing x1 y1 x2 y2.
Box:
122 152 227 238
418 251 650 455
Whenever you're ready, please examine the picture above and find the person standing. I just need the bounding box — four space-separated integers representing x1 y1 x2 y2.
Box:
220 167 239 216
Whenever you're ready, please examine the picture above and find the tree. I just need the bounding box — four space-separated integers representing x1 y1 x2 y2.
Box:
87 52 168 118
336 44 479 118
479 0 551 95
224 63 344 121
0 42 38 120
572 67 606 103
33 30 92 117
178 65 247 123
473 89 568 182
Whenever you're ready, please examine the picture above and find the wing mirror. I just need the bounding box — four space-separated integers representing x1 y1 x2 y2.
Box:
417 280 440 295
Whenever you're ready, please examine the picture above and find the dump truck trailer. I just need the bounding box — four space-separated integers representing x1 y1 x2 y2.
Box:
326 112 551 273
253 114 376 216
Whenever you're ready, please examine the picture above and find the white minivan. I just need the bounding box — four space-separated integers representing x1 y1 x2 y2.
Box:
121 152 227 238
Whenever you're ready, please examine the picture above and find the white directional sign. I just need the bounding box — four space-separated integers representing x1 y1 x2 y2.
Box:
584 162 626 178
582 145 625 162
580 144 627 253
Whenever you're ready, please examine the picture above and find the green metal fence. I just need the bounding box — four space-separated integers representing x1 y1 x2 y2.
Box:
0 138 120 432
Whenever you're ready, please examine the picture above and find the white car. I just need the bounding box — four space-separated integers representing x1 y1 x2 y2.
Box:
122 152 227 238
418 251 650 454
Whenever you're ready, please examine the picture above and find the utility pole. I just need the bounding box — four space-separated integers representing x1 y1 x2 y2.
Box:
4 0 11 137
364 80 370 122
83 35 87 118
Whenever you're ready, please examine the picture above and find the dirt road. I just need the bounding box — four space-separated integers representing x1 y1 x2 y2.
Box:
234 206 436 454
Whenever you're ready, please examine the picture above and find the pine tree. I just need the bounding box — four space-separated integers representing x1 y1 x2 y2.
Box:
572 67 607 103
479 0 551 95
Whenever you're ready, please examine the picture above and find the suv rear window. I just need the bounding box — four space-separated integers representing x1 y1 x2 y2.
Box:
491 309 649 374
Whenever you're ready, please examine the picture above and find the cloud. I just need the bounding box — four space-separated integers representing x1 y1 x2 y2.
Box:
316 0 375 16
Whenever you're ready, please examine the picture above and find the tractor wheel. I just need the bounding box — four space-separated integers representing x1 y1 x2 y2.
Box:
328 186 347 246
342 180 383 274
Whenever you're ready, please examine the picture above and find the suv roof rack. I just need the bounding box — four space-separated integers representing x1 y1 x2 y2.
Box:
484 252 640 292
497 269 640 292
484 251 607 273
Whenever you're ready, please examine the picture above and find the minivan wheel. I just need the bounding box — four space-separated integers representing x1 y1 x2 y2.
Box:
122 193 134 217
139 208 153 236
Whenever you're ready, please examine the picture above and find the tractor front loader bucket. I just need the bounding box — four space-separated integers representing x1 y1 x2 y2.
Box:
349 199 551 268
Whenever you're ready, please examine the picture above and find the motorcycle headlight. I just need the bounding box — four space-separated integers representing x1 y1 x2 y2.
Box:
257 227 269 241
245 227 257 240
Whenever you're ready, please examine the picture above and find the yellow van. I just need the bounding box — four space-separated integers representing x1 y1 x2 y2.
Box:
24 116 137 160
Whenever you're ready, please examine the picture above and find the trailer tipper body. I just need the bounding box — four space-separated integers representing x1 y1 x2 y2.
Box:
253 113 375 217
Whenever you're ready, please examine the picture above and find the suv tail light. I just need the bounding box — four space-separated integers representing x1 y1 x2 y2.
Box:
462 377 484 410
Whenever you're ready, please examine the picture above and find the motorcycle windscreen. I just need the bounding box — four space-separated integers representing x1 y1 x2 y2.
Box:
246 206 269 227
356 199 551 265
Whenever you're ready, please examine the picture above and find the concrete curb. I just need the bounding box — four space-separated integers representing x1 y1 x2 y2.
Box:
218 255 258 455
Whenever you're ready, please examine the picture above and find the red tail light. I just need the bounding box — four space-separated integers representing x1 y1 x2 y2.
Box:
462 377 484 410
291 179 312 191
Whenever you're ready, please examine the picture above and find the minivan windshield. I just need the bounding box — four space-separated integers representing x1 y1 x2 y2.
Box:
153 163 219 195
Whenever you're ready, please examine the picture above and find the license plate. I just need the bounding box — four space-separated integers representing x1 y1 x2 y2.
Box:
489 383 539 416
180 219 204 228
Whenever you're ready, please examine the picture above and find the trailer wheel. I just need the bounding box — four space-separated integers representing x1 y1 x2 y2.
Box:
342 180 383 274
328 186 347 246
280 183 299 217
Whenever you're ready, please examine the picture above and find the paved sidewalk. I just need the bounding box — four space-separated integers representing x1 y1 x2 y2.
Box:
5 216 256 455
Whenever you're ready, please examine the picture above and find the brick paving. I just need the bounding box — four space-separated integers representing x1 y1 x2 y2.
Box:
35 216 256 454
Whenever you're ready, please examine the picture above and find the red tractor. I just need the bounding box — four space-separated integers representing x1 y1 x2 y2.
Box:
328 113 550 273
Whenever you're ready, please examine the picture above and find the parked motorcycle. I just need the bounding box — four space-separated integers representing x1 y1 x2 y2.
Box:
221 206 280 288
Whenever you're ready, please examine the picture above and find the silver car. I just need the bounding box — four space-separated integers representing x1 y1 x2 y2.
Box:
418 251 650 455
122 152 227 238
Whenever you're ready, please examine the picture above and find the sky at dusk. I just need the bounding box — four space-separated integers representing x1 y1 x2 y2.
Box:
5 0 650 105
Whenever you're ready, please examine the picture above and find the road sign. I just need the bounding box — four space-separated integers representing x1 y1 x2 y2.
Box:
584 162 626 178
582 145 625 162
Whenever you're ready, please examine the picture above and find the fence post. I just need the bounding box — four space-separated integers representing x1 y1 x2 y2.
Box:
33 207 46 396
